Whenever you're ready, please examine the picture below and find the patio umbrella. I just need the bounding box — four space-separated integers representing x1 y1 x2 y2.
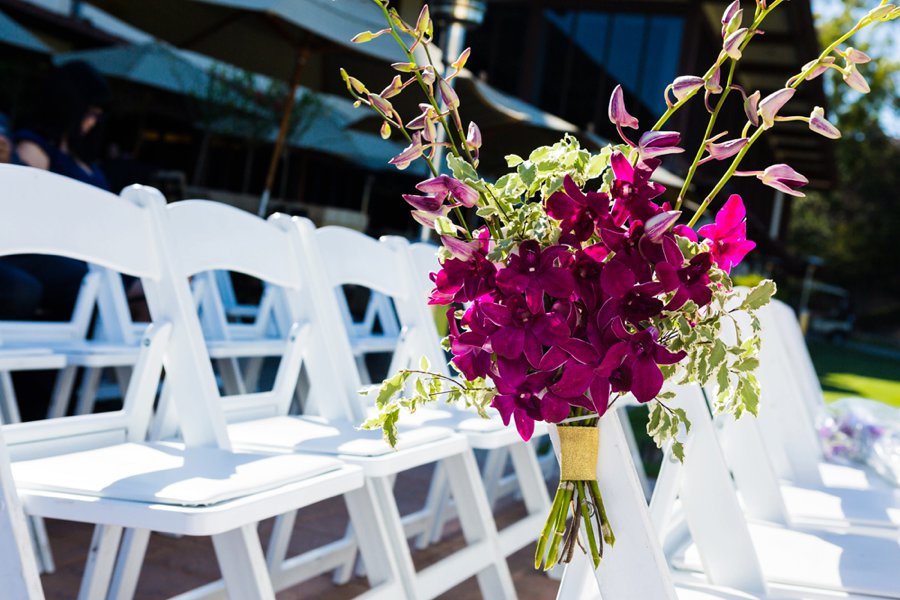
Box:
0 9 50 54
87 0 410 214
53 42 211 98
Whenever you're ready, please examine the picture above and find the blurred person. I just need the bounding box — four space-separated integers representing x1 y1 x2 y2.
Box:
0 112 41 319
6 61 112 322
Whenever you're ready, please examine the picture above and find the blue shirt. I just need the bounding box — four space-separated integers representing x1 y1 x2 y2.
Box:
15 129 109 191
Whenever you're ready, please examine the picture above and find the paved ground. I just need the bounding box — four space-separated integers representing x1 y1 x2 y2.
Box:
39 464 562 599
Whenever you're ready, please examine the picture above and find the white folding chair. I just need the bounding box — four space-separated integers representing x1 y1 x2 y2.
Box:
762 300 895 491
221 219 515 600
709 308 900 539
109 199 405 600
0 165 385 599
655 383 900 598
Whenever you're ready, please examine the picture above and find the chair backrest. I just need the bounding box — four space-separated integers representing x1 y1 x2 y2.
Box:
0 166 171 458
770 299 826 417
154 202 353 430
294 221 433 423
755 301 825 487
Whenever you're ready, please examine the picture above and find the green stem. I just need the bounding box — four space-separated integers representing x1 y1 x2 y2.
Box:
545 483 574 570
686 11 874 226
577 482 601 568
652 0 784 132
676 60 737 209
590 480 615 546
535 483 566 569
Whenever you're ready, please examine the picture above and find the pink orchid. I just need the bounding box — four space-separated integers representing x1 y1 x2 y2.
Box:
697 194 757 273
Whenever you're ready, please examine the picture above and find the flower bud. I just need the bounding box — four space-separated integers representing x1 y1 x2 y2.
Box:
843 63 871 93
389 133 423 170
380 121 391 140
466 122 482 150
402 193 446 213
638 131 683 158
608 84 639 129
803 56 836 80
758 87 795 129
671 76 705 102
367 93 395 118
451 48 471 72
645 211 682 242
844 47 872 64
438 79 460 109
706 137 749 160
743 90 761 126
758 164 808 197
721 1 742 36
415 5 432 37
421 65 436 86
706 66 723 94
723 28 748 59
809 106 841 139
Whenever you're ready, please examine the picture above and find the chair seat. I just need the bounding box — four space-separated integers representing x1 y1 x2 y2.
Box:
674 521 900 598
228 415 454 457
817 460 897 492
11 441 343 507
781 484 900 529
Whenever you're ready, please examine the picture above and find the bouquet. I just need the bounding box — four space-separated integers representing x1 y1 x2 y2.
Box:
345 0 899 571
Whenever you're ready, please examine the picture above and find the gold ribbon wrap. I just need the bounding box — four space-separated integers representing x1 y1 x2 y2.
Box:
558 425 599 481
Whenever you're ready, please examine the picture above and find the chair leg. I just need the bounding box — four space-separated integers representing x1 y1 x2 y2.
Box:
443 451 517 600
0 371 22 424
414 462 447 550
265 510 297 575
210 524 275 600
78 524 123 600
216 358 247 396
28 514 55 574
343 484 404 596
47 366 78 420
482 448 508 508
75 367 103 415
368 476 422 600
107 528 151 600
242 357 264 393
425 466 452 546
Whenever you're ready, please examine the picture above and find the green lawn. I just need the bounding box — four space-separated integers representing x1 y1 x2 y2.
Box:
807 341 900 408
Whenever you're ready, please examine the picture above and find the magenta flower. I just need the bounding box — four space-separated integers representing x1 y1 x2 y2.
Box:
496 241 575 312
655 238 713 310
757 164 808 197
609 151 666 225
447 306 494 380
697 194 756 273
481 295 570 368
546 175 612 242
491 360 565 441
673 224 698 242
600 260 664 325
428 251 497 305
416 175 479 208
598 325 686 403
571 246 608 309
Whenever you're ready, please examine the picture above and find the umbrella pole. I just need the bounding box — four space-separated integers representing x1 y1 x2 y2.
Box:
258 46 310 217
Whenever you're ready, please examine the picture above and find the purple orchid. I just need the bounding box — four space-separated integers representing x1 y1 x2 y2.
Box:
697 194 756 273
496 241 575 312
608 151 666 225
447 306 495 380
656 238 713 310
417 174 479 208
638 131 684 159
491 360 565 441
600 260 664 325
428 234 497 304
546 175 613 242
481 294 570 369
598 324 686 403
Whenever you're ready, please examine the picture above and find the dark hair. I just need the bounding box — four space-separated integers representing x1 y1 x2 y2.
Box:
21 60 111 160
